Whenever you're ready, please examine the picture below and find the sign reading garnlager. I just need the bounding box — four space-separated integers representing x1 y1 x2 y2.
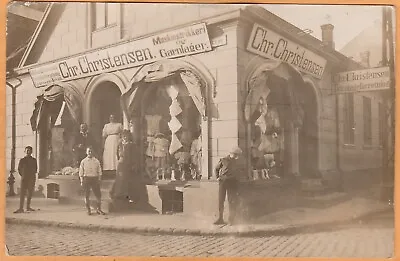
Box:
333 67 391 94
247 24 327 79
29 23 212 87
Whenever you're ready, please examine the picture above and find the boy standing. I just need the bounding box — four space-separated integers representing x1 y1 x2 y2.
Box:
14 146 37 213
79 147 105 215
213 146 243 225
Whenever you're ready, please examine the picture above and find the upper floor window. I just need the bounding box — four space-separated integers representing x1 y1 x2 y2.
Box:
92 3 118 30
343 93 355 145
363 96 372 145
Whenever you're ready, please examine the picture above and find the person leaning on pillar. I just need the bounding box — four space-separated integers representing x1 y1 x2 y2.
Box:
213 146 243 225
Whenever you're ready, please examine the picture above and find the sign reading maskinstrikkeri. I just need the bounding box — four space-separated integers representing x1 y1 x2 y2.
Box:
29 23 212 87
246 23 327 79
333 67 391 94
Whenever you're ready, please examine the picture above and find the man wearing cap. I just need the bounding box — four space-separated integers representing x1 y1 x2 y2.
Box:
213 146 243 225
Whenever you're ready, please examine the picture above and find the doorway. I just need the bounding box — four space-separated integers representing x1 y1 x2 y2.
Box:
89 81 123 159
298 82 319 177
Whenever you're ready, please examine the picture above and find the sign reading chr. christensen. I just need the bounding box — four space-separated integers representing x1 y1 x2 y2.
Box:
29 23 212 87
247 24 327 79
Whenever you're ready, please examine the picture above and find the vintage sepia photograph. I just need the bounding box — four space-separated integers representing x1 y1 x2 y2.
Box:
4 2 396 258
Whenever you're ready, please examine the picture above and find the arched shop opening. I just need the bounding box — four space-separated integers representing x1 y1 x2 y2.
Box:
30 83 83 178
87 81 123 159
121 60 211 183
244 60 311 180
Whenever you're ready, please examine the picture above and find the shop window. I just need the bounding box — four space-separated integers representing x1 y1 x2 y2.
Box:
249 84 285 180
92 3 119 30
136 75 203 183
343 93 355 145
363 96 372 146
379 102 385 146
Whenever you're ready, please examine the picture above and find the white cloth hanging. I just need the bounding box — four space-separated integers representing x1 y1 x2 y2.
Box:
168 117 182 133
169 100 182 116
169 134 183 154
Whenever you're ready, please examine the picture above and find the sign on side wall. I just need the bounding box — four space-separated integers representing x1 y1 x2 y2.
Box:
29 23 212 87
333 67 391 94
247 24 327 79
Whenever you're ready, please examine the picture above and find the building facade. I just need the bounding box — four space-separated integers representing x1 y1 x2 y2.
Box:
6 3 386 214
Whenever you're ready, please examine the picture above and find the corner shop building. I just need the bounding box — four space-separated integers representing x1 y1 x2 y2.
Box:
7 3 385 217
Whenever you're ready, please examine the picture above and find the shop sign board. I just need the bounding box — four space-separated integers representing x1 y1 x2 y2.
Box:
247 23 327 79
333 67 391 93
29 23 212 87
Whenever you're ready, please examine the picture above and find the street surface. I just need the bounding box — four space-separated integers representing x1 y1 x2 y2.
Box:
6 211 394 258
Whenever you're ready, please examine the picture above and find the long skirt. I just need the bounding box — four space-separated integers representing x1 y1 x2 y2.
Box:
103 135 119 170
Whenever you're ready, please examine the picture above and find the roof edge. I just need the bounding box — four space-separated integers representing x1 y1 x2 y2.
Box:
18 3 54 68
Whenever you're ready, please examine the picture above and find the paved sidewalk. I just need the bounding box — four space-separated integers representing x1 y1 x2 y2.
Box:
5 193 392 236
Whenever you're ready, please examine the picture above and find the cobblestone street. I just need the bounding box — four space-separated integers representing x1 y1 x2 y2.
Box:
6 211 394 258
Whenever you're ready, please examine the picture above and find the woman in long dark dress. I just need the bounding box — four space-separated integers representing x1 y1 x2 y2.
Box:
110 130 136 201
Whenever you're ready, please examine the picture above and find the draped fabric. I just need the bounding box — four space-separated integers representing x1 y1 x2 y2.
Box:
30 84 82 131
244 73 269 122
179 71 206 119
244 60 306 128
120 62 207 120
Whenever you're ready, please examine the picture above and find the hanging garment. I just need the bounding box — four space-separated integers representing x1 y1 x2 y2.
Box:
190 137 202 174
145 115 162 136
265 107 281 133
263 153 275 166
244 73 270 122
153 137 170 158
166 85 179 100
258 134 281 153
169 100 182 117
169 134 183 154
146 136 156 157
168 117 182 133
155 157 167 170
255 114 267 134
174 151 191 165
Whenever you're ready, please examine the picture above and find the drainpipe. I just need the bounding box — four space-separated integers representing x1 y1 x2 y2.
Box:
6 73 22 197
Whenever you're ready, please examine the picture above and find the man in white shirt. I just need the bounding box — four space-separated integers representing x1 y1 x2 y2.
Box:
79 147 105 215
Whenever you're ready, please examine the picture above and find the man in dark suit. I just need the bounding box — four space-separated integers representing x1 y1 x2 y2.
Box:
213 146 243 225
73 123 95 167
14 146 37 213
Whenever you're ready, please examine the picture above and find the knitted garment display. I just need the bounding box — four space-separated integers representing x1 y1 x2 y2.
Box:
167 85 183 155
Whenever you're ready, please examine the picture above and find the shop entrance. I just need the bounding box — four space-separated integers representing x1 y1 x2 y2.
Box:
89 81 123 158
299 83 319 177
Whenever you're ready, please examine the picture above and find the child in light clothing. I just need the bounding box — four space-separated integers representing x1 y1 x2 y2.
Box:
79 147 105 215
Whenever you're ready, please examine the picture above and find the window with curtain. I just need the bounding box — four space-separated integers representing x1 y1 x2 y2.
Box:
363 96 372 145
93 3 118 30
343 93 355 145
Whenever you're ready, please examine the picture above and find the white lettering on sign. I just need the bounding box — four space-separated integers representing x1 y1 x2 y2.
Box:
29 23 212 87
333 67 391 93
246 24 327 79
